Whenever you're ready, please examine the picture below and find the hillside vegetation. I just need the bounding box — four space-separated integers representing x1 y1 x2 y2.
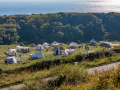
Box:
0 12 120 44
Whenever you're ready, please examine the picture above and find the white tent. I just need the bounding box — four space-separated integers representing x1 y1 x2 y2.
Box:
16 57 22 62
42 42 49 48
62 51 68 57
54 48 61 55
16 46 22 51
69 42 78 48
6 57 17 64
65 49 75 52
90 39 97 43
36 51 44 59
35 44 43 50
51 41 59 46
9 49 17 56
29 53 37 57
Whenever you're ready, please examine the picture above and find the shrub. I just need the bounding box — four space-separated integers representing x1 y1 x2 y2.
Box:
28 43 36 47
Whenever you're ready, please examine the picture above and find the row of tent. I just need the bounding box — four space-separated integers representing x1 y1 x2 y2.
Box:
53 47 75 57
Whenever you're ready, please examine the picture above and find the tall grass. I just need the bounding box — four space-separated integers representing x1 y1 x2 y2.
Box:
22 64 88 90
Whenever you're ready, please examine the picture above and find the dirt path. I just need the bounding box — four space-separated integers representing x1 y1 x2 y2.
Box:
0 84 25 90
88 61 120 74
1 62 120 90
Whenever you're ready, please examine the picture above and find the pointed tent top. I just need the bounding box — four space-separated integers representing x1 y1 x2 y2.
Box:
90 39 97 43
53 41 57 44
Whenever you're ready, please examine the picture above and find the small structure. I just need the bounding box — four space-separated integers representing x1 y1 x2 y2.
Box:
16 57 22 62
5 57 17 64
51 41 59 46
16 46 30 53
5 49 17 56
74 62 78 65
54 47 61 55
21 47 30 53
99 41 120 48
62 50 68 57
16 46 22 51
42 42 49 48
29 51 44 59
69 42 78 48
36 51 44 59
89 39 97 46
35 44 43 50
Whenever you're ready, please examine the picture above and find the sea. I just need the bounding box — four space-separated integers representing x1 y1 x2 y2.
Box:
0 0 120 16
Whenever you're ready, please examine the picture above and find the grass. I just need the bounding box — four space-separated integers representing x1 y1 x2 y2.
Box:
0 42 120 88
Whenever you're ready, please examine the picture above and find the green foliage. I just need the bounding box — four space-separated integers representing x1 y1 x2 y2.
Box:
1 12 120 44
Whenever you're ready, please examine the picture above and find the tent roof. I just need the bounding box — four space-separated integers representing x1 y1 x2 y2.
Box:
9 49 16 52
90 39 97 43
52 41 57 44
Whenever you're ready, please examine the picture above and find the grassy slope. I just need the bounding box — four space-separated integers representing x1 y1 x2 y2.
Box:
0 41 120 88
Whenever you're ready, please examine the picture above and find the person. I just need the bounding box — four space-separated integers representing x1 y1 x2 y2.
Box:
5 58 7 64
32 55 34 59
19 54 21 57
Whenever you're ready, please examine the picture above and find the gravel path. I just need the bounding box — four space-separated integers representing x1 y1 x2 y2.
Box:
1 61 120 90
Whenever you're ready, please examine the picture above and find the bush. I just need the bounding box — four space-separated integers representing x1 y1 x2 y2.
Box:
28 43 36 47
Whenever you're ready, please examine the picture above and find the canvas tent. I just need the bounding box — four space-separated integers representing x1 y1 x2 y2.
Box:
16 46 30 52
42 43 49 48
5 57 17 64
69 42 78 48
16 46 22 51
51 41 59 46
36 51 44 59
62 51 68 57
35 44 43 50
54 48 61 55
5 49 17 56
29 51 44 59
89 39 97 46
65 49 75 52
16 57 22 62
99 41 120 48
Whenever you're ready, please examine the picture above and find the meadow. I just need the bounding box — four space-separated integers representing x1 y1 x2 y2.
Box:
0 41 120 89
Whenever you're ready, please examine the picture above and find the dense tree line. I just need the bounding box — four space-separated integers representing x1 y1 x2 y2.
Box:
0 12 120 44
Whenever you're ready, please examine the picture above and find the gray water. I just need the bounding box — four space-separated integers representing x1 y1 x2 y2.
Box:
0 0 120 16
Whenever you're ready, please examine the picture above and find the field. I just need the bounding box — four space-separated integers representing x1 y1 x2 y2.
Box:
0 43 103 71
0 41 120 89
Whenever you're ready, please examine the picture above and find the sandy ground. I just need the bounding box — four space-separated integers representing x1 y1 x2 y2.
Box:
1 61 120 90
